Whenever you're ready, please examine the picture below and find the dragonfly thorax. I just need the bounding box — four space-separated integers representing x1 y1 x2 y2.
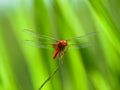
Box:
57 40 67 51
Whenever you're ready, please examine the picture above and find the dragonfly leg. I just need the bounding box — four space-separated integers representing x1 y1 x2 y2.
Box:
62 46 69 54
57 53 63 64
58 46 69 64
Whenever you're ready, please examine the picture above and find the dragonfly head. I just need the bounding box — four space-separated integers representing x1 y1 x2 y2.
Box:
59 40 67 46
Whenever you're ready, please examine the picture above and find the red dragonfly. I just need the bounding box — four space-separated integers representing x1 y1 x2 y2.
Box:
25 30 97 59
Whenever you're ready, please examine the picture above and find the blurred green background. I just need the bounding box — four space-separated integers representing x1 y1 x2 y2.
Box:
0 0 120 90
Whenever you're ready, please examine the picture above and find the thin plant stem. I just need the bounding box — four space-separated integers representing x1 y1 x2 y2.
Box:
38 49 66 90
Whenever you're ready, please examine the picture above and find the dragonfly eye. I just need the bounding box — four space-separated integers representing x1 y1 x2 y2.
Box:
61 40 67 46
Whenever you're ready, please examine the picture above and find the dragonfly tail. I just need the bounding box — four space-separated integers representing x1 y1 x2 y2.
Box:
52 50 60 59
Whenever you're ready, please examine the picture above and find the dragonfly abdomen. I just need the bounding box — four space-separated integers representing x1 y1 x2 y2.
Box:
52 49 60 59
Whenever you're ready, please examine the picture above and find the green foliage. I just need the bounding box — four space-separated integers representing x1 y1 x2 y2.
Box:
0 0 120 90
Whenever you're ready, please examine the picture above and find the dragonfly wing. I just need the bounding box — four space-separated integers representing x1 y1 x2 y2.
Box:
24 29 58 42
67 32 98 41
69 42 95 49
24 40 53 50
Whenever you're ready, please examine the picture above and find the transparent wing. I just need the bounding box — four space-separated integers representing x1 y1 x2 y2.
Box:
68 42 95 50
24 40 54 50
67 32 98 41
24 29 58 42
